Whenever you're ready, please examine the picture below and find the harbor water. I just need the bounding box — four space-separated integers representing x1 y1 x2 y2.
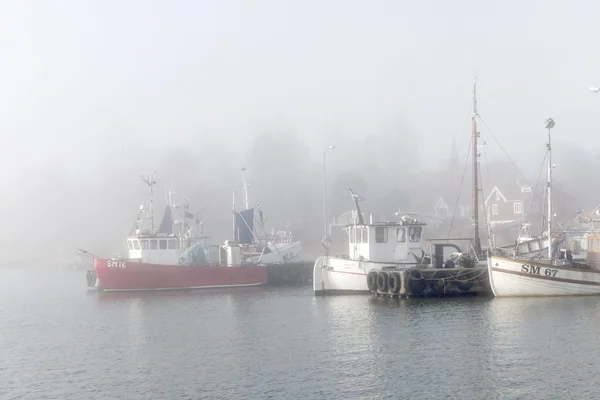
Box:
2 267 600 399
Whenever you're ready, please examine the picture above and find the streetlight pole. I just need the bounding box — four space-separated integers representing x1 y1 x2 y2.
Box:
323 145 335 257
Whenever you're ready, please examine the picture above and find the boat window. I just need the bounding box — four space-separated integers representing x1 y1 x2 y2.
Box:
350 227 356 243
127 240 133 250
133 240 140 250
140 240 149 250
357 228 363 243
363 228 369 243
409 227 423 242
397 228 406 243
150 240 158 250
159 239 167 250
375 227 388 243
168 240 178 250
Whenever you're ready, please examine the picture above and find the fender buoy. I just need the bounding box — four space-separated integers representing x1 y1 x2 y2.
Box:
367 271 378 291
376 271 389 291
407 269 426 295
388 272 401 294
86 270 94 287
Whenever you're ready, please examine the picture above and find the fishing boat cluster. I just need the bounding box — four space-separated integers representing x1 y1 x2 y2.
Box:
84 82 600 299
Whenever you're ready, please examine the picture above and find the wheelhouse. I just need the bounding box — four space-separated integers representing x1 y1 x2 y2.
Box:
345 217 425 263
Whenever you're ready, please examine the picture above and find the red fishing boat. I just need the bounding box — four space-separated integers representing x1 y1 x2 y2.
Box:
85 174 267 291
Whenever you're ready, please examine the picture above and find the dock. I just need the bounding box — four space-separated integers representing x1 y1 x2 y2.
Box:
266 261 313 285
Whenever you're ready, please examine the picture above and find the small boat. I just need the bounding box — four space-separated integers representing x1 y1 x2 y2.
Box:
487 118 600 297
234 169 302 265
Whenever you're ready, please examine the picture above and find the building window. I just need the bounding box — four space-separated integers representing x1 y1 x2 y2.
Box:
375 227 388 243
409 227 423 242
513 202 523 214
159 239 168 250
495 192 501 201
492 204 499 216
397 228 406 243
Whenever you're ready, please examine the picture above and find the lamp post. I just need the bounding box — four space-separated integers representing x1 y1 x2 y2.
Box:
323 145 335 257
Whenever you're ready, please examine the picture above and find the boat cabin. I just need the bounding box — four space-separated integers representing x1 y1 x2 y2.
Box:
587 234 600 266
127 235 182 264
345 216 425 263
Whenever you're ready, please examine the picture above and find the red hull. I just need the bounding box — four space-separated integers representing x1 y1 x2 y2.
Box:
93 258 267 291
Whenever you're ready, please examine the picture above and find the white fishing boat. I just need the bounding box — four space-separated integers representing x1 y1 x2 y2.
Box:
313 190 479 295
488 118 600 297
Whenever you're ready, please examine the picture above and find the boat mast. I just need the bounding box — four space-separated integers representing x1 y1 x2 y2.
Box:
142 173 156 234
241 168 249 210
472 80 481 256
545 118 555 258
232 188 237 241
168 184 175 236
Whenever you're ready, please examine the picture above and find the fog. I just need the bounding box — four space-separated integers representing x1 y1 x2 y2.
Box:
2 1 600 264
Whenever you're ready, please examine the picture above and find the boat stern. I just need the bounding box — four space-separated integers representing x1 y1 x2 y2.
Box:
313 256 328 295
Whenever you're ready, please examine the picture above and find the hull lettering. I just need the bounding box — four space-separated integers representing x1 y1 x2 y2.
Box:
106 260 127 268
521 264 557 277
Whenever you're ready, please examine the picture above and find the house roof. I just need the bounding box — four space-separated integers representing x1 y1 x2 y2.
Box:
483 181 537 204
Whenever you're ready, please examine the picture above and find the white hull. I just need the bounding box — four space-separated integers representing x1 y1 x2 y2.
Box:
247 240 302 265
313 256 370 294
488 255 600 297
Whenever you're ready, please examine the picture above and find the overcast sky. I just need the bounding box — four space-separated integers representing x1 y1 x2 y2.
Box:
3 0 600 174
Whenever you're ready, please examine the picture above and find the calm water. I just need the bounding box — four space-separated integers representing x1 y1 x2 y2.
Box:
2 268 600 399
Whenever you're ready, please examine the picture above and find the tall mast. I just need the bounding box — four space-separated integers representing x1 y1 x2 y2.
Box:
142 173 156 234
472 80 481 255
241 168 249 210
232 188 237 241
168 184 175 236
545 118 555 258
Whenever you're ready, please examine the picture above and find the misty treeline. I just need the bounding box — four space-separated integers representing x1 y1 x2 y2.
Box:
3 129 599 264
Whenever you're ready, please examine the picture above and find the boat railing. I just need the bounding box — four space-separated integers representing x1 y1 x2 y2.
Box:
255 234 293 244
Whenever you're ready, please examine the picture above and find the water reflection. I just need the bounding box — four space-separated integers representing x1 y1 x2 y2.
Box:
486 297 600 398
316 295 380 397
